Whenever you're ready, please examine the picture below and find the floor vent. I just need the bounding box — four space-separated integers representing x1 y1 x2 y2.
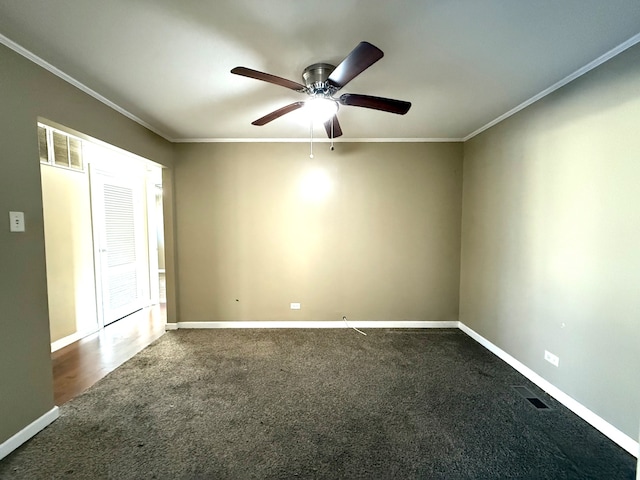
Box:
512 386 552 410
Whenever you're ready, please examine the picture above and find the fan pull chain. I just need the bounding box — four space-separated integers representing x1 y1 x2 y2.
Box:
330 118 335 151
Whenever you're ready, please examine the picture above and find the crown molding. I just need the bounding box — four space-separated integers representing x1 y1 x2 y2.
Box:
463 32 640 141
3 30 639 145
0 33 172 142
173 137 463 143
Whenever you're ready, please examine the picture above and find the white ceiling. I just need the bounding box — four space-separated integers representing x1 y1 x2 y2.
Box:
1 1 639 141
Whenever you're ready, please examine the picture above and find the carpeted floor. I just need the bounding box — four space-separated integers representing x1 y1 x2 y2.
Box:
0 329 636 479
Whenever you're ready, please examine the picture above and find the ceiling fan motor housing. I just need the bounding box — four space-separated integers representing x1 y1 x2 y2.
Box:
302 63 337 96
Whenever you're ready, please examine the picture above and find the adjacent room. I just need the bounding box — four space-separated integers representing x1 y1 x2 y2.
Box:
0 2 638 478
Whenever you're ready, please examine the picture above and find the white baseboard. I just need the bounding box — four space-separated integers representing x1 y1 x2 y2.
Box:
175 320 459 329
164 323 178 331
159 319 640 457
0 406 59 461
459 322 639 458
51 329 95 352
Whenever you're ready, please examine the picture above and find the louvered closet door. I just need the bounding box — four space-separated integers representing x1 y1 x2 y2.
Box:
92 171 146 325
103 183 139 319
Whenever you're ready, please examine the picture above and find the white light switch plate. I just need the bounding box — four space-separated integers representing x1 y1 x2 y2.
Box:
290 302 301 310
9 211 25 232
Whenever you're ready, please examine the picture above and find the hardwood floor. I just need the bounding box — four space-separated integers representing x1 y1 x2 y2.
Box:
51 305 166 405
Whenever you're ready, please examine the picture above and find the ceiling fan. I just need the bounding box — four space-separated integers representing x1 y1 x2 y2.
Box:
231 41 411 139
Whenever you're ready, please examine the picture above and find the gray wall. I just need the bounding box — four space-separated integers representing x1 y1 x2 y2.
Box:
0 43 174 445
2 33 639 454
174 142 463 323
460 43 640 440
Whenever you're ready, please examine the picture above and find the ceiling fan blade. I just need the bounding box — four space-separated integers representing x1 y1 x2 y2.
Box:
338 93 411 115
327 42 384 90
252 102 306 126
323 115 343 138
231 67 306 92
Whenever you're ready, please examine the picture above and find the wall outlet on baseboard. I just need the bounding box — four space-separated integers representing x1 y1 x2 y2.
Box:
544 350 559 367
290 302 301 310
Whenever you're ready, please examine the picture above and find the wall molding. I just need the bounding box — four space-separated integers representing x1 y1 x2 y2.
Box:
50 328 96 352
173 138 464 143
173 319 638 457
3 30 640 145
0 407 59 461
0 33 170 141
464 32 640 141
174 320 459 329
8 321 639 461
459 322 639 458
51 332 84 352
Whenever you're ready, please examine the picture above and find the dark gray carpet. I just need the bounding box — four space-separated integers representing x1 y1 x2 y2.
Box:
0 329 635 479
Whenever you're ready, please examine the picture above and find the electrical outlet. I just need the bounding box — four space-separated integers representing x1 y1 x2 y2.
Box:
544 350 559 367
290 302 301 310
9 211 25 232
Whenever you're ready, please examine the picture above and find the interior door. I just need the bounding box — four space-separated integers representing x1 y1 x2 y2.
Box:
91 167 148 326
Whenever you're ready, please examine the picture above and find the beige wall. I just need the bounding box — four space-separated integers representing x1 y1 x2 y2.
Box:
0 43 174 445
174 142 463 322
460 43 640 440
3 26 639 456
41 165 97 342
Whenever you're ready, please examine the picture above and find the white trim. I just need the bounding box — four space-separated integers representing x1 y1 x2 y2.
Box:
464 32 640 141
174 137 463 143
0 33 171 142
51 330 88 352
9 322 640 462
0 33 461 145
175 320 459 329
459 322 640 458
38 117 160 167
4 30 640 145
0 407 59 461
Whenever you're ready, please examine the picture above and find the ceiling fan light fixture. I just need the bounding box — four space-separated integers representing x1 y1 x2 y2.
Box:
304 97 339 123
231 41 410 138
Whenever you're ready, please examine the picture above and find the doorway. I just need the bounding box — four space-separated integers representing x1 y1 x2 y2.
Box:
40 124 166 351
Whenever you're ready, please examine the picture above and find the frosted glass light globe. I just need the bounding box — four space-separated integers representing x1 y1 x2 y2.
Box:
304 97 338 123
